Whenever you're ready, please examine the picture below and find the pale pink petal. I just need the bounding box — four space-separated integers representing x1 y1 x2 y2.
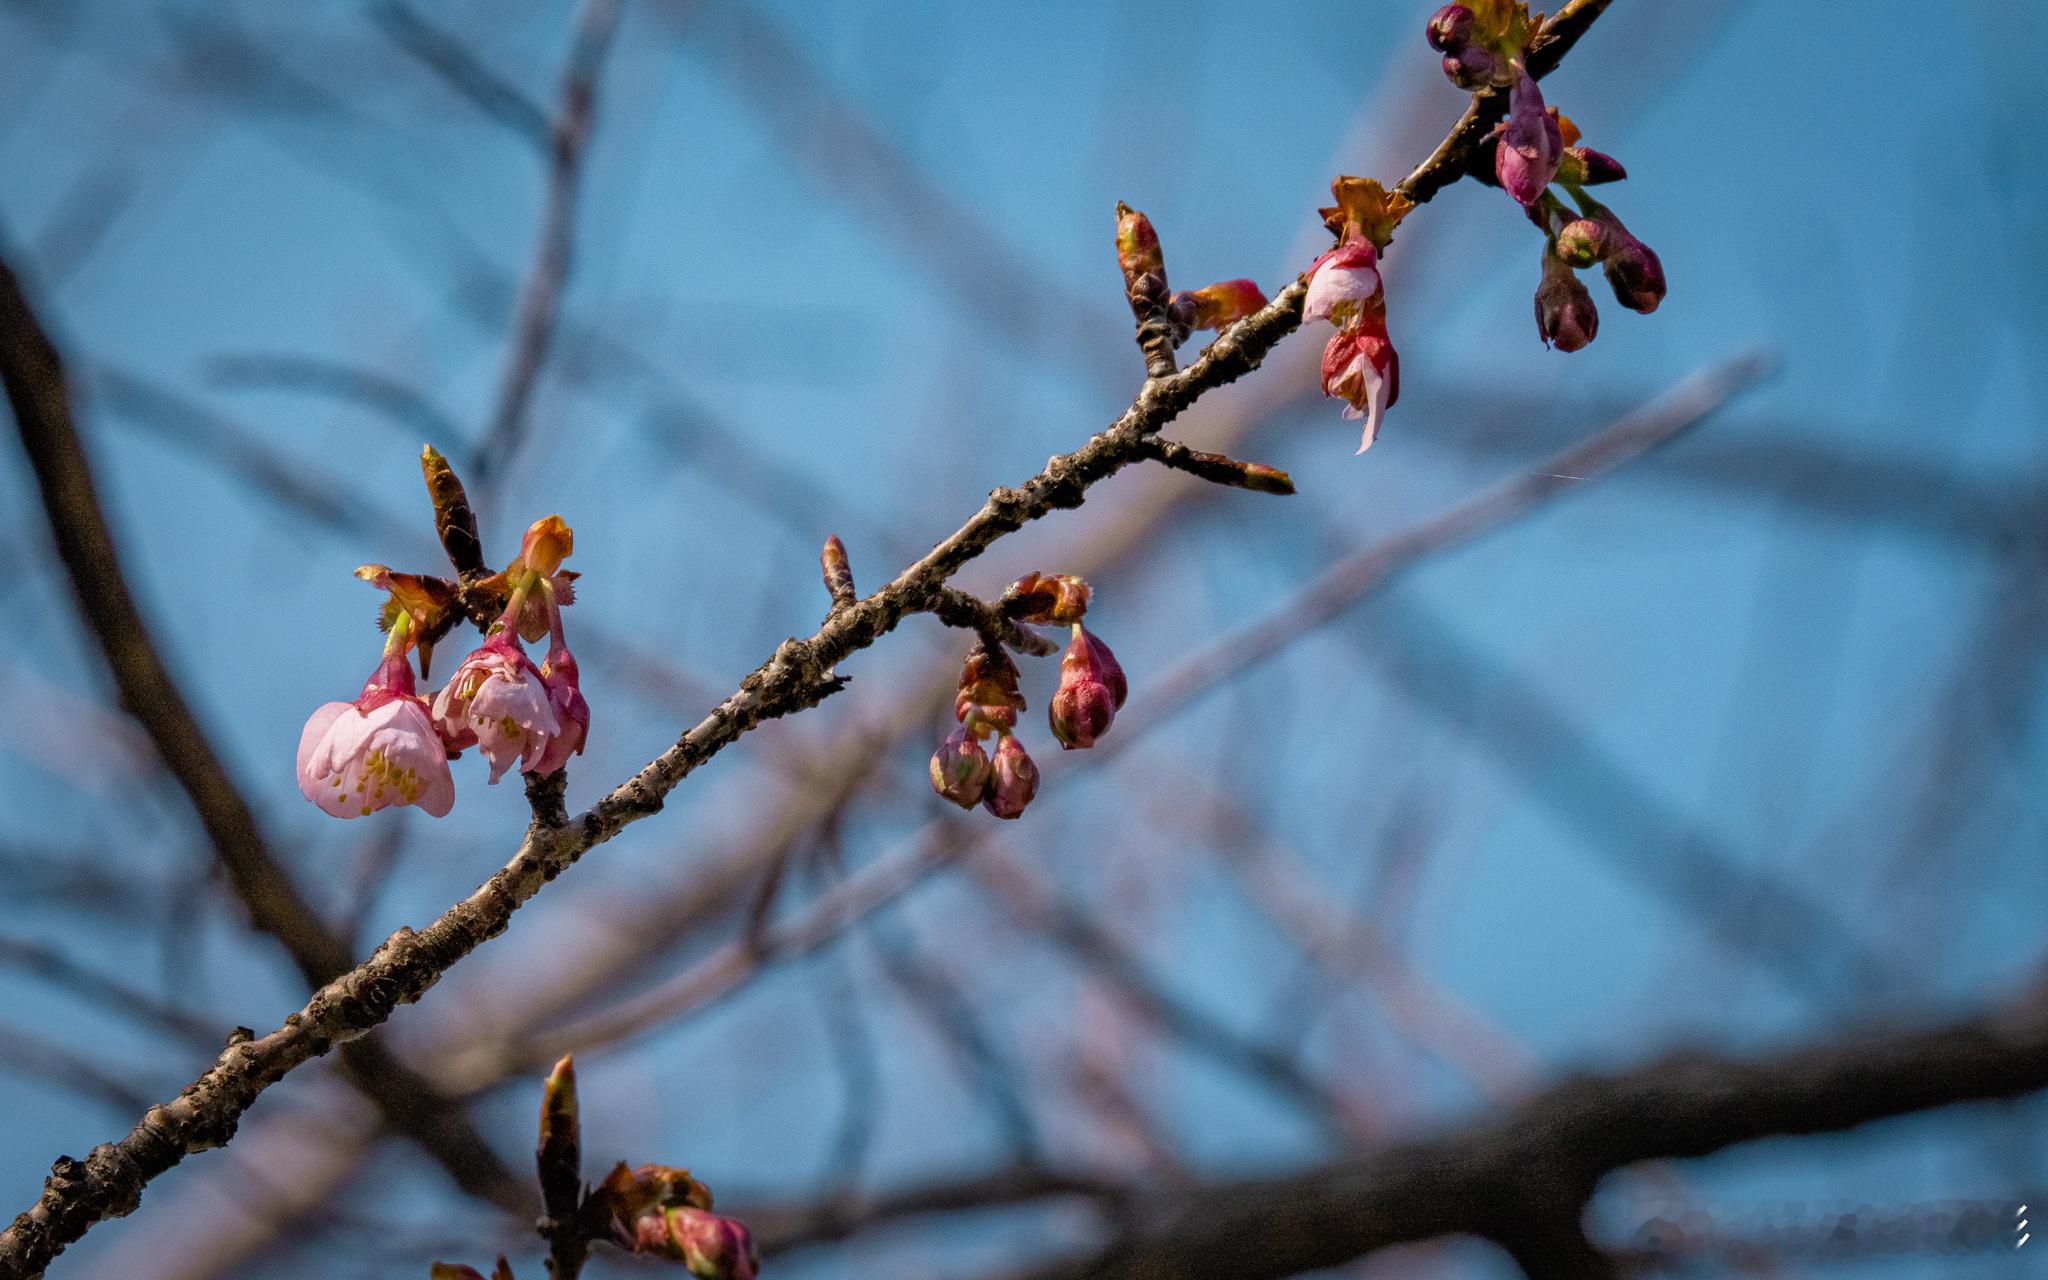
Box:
1303 264 1381 324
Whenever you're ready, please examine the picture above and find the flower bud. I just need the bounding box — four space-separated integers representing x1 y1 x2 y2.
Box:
1552 218 1607 268
1535 250 1599 352
930 725 992 808
1114 201 1166 298
955 644 1025 731
1174 279 1268 330
1425 4 1473 51
1602 233 1666 314
639 1207 760 1280
1559 145 1626 185
1004 571 1091 625
982 733 1039 819
1320 317 1400 452
1441 46 1498 89
1496 69 1563 206
1303 240 1381 327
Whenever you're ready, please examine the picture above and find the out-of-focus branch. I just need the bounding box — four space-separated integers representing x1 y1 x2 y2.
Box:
1008 975 2048 1280
0 247 531 1226
370 0 551 150
0 4 1625 1265
472 0 622 491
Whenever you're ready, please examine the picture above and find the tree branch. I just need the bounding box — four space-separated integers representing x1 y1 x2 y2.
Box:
1009 975 2048 1280
0 3 1623 1270
0 247 532 1220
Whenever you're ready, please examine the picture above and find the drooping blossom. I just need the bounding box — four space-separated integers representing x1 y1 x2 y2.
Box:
1303 240 1381 327
432 627 561 783
1049 625 1127 750
1496 67 1564 204
528 582 589 777
1320 318 1401 452
297 630 454 819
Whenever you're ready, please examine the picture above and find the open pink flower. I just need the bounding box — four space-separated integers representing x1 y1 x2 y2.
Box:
432 630 561 783
1320 319 1400 452
1303 240 1381 326
297 651 454 818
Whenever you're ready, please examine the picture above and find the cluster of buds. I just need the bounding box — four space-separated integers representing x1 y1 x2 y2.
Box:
296 451 590 819
930 572 1126 820
436 1057 759 1280
1425 3 1664 351
1115 202 1268 376
1306 177 1413 450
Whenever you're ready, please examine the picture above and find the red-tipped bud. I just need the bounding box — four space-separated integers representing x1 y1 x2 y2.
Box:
1496 69 1563 206
982 733 1039 819
1552 218 1608 268
1005 571 1091 625
930 725 993 808
1535 250 1600 352
820 534 855 607
1173 279 1268 331
1115 201 1166 297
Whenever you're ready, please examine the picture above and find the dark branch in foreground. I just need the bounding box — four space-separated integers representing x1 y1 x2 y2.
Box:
1010 976 2048 1280
0 3 1618 1273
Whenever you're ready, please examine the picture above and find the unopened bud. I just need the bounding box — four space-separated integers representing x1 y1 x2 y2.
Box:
1535 250 1600 353
1004 571 1091 625
1602 233 1666 314
518 515 574 580
1441 46 1498 89
1174 279 1268 330
1552 218 1608 268
1115 201 1166 297
1496 69 1563 206
1560 145 1626 185
819 534 855 608
1425 4 1474 51
638 1207 760 1280
930 725 992 808
955 644 1024 730
420 444 484 578
983 733 1039 819
537 1055 581 1222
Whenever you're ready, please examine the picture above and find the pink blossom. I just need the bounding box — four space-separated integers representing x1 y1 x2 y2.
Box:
530 644 589 777
432 631 562 783
297 653 454 818
1302 240 1381 326
1320 320 1400 452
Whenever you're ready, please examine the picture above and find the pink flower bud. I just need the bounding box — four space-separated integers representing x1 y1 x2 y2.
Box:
298 651 455 819
635 1207 759 1280
431 630 563 783
1320 318 1400 453
1050 624 1127 751
930 725 992 808
1552 218 1608 269
1535 250 1599 352
1302 240 1381 327
982 733 1039 820
1496 69 1563 205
